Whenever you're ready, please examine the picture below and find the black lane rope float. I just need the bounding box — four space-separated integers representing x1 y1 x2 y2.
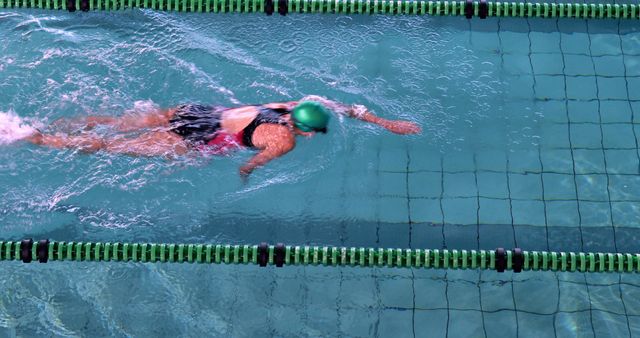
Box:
3 239 640 273
0 0 638 20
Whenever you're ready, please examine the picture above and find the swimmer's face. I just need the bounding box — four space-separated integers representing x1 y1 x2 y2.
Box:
293 126 316 138
286 115 316 138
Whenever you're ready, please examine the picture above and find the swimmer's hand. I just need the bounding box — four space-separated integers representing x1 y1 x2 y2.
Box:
341 103 421 135
24 130 44 145
240 165 252 184
380 120 422 135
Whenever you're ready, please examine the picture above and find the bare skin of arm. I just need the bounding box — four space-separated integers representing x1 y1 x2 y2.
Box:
296 96 422 135
239 123 296 179
349 108 422 134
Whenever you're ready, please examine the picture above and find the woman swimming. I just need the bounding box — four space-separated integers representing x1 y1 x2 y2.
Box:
22 95 421 178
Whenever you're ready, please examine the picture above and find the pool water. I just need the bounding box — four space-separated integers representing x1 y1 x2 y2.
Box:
1 7 640 337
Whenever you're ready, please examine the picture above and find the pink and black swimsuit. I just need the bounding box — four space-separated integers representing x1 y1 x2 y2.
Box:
168 104 289 154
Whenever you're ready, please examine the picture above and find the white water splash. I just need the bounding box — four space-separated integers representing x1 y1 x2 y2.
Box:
123 100 161 115
0 111 39 145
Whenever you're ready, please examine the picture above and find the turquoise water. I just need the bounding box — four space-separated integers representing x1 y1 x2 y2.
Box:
1 8 640 337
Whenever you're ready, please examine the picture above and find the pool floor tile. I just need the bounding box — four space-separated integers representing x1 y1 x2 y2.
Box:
511 201 547 228
442 198 477 226
480 278 516 312
581 226 616 252
599 77 631 100
592 311 632 338
600 100 633 123
593 55 626 77
484 311 519 337
555 311 595 338
573 149 607 174
479 198 512 225
478 224 516 249
413 310 448 337
409 199 443 225
575 174 609 201
546 226 584 252
517 312 556 338
377 310 413 338
414 274 448 309
509 173 543 199
408 172 442 198
447 310 486 337
602 123 637 148
477 172 509 199
568 100 599 123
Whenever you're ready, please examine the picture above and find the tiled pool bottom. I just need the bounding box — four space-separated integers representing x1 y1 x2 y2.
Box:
1 263 639 336
162 18 640 336
198 16 640 254
1 9 640 337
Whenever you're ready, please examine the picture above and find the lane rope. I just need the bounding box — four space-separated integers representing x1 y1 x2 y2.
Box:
1 0 638 20
4 239 639 273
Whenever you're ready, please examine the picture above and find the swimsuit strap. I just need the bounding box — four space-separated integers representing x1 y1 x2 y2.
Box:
241 107 290 148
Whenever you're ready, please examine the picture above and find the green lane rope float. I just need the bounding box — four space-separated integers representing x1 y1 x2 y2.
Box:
4 239 640 273
0 0 638 20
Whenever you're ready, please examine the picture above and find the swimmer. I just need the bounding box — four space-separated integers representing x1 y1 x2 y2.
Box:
17 95 421 178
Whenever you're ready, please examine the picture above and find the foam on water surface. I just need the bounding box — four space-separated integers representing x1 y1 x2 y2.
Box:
0 111 38 145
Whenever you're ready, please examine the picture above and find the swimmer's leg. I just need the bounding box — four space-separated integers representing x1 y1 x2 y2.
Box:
103 131 189 157
27 131 188 157
26 132 105 152
51 108 177 133
89 109 176 132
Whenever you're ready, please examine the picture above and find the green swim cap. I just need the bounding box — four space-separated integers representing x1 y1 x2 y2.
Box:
292 101 331 133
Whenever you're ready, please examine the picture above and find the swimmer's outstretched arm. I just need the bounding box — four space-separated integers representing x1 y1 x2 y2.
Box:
299 95 422 135
345 105 422 135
